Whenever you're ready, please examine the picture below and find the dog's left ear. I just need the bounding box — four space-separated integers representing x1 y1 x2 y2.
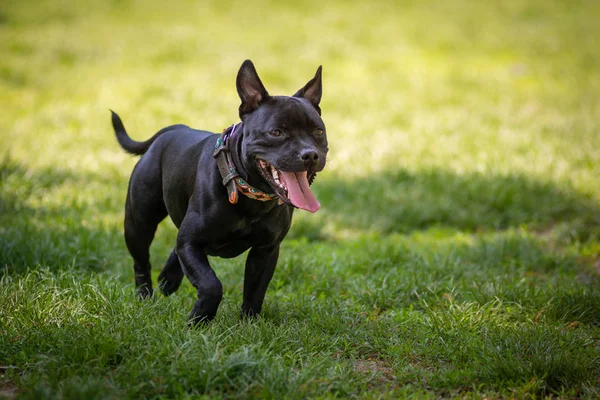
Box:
237 60 270 117
293 66 322 115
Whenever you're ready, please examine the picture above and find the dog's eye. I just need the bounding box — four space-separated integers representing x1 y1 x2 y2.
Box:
314 128 324 136
270 129 282 137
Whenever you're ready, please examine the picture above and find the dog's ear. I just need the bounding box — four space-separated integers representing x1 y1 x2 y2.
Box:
237 60 270 117
293 66 322 115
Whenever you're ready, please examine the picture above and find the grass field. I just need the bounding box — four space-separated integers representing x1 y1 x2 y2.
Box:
1 0 600 398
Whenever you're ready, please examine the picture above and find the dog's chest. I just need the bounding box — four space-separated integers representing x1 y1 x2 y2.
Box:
205 219 270 258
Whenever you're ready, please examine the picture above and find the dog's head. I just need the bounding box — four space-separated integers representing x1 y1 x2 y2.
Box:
236 60 328 213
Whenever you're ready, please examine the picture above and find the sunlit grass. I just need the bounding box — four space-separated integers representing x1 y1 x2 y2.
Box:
1 0 599 398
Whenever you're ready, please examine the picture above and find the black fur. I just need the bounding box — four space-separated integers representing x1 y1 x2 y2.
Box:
111 60 328 324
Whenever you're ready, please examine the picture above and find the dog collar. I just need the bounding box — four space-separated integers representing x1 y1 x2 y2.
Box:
214 123 282 205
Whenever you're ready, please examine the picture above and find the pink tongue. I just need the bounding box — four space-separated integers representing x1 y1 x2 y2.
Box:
279 171 320 213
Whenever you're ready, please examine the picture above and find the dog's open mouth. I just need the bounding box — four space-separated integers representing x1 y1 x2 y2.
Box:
257 159 320 213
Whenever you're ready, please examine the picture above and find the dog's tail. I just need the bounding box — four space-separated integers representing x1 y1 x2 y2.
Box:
110 110 167 156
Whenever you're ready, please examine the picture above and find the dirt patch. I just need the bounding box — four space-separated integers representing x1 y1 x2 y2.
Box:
354 358 396 388
0 366 17 400
0 382 16 400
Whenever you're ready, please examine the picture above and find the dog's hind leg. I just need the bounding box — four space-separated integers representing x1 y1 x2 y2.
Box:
124 174 168 298
158 249 184 296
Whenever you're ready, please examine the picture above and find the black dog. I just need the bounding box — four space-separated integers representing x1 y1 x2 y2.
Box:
111 60 328 324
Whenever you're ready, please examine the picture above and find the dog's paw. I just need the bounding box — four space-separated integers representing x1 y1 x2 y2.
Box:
137 285 153 299
158 274 183 296
188 310 216 327
188 297 221 326
187 315 213 328
240 306 261 319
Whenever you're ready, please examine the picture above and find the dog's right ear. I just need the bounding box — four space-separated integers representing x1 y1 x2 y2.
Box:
236 60 270 117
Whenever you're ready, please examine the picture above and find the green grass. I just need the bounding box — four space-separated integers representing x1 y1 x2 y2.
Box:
1 0 600 398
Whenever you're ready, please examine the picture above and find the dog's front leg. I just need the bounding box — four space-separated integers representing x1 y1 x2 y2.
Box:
176 241 223 325
241 245 280 318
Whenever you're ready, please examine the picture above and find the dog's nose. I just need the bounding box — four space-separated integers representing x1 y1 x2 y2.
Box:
300 149 320 168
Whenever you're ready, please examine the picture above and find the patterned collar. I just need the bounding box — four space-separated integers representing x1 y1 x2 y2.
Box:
213 123 282 205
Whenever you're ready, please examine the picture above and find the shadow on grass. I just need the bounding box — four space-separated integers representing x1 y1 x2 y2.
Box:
292 169 600 240
2 157 599 277
0 157 126 275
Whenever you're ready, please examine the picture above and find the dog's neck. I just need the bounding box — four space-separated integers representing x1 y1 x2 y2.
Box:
226 124 274 195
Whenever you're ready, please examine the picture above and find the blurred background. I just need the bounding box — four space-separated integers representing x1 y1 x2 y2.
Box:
2 1 600 397
1 0 599 266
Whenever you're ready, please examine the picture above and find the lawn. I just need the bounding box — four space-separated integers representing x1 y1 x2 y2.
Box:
1 0 600 398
